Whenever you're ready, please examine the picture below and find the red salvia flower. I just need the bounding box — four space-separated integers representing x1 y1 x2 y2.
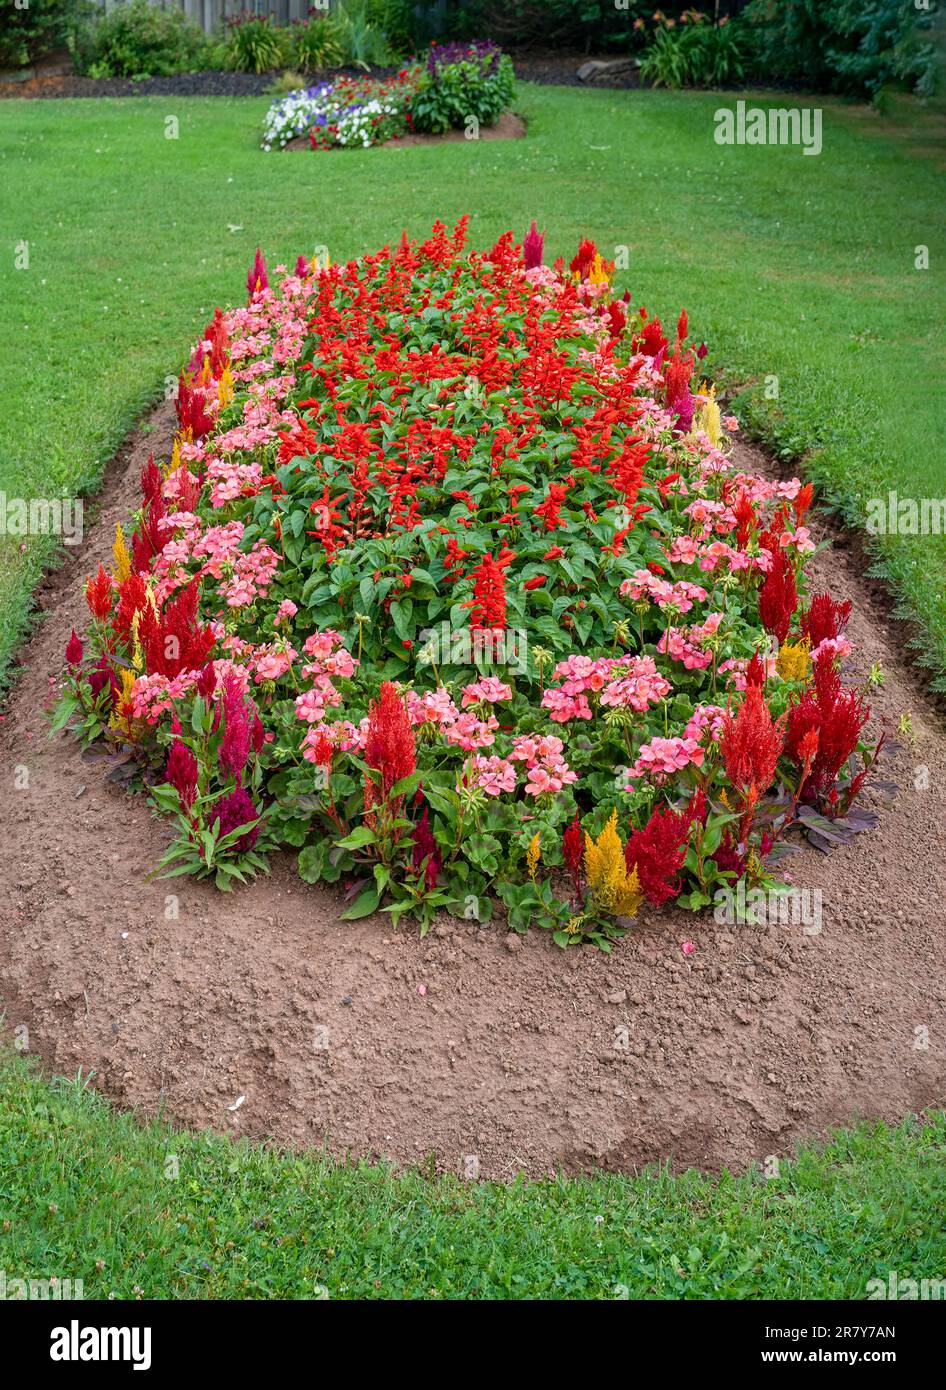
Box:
463 549 515 631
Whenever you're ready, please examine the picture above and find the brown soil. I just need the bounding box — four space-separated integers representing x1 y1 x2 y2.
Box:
1 404 944 1180
283 110 526 152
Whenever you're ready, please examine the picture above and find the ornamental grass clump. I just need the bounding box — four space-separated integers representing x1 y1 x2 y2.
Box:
57 219 884 943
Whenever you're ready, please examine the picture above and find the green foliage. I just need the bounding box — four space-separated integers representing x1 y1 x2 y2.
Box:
74 0 208 79
332 0 397 68
411 41 515 133
742 0 938 99
0 0 93 71
223 12 286 75
639 18 747 90
287 15 343 72
440 0 650 53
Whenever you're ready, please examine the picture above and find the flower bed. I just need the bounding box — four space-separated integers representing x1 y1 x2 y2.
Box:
59 221 883 949
261 39 515 151
261 71 420 151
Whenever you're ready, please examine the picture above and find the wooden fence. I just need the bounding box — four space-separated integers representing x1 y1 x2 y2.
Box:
93 0 449 35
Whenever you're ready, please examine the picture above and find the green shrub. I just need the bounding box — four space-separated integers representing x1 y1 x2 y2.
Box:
332 0 396 68
639 16 747 90
75 0 207 79
222 12 286 74
411 38 514 133
742 0 937 99
288 14 343 71
0 0 93 71
435 0 651 52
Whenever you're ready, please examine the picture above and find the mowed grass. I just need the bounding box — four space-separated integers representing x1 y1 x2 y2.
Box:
1 1053 945 1300
0 83 944 691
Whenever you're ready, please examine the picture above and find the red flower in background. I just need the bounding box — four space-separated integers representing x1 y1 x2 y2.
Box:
463 549 515 631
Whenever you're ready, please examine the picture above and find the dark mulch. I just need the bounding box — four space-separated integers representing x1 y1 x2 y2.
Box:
0 51 639 101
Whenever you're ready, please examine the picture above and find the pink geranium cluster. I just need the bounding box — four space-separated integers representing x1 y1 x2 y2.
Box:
658 613 723 670
463 754 517 797
629 735 704 783
620 568 708 613
509 733 577 796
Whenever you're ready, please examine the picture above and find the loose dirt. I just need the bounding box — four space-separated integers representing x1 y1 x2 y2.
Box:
1 403 943 1180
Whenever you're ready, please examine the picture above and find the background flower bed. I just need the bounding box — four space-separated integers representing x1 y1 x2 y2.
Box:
261 40 515 150
60 221 881 947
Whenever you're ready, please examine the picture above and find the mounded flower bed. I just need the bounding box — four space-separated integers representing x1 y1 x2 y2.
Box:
261 40 516 151
58 220 882 950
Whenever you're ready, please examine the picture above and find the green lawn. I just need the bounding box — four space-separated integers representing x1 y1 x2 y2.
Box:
0 83 944 692
1 82 945 1299
1 1053 944 1300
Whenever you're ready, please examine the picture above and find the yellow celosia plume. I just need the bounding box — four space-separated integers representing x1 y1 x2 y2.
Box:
584 810 643 918
217 366 234 412
112 523 132 584
696 385 722 447
776 637 810 682
526 833 541 880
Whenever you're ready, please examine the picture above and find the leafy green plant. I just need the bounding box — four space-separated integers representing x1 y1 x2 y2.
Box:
742 0 938 99
332 0 396 68
411 39 515 134
223 12 286 74
0 0 92 70
73 0 207 79
639 17 747 90
288 14 343 71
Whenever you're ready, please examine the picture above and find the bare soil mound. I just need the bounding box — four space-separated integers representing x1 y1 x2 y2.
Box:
1 402 943 1179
